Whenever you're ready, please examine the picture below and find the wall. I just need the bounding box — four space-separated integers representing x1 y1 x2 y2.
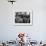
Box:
0 0 46 41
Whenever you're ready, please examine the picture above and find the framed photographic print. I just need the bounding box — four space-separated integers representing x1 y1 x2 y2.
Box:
14 10 32 26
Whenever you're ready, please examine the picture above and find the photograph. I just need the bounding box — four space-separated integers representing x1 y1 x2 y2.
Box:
15 11 32 26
